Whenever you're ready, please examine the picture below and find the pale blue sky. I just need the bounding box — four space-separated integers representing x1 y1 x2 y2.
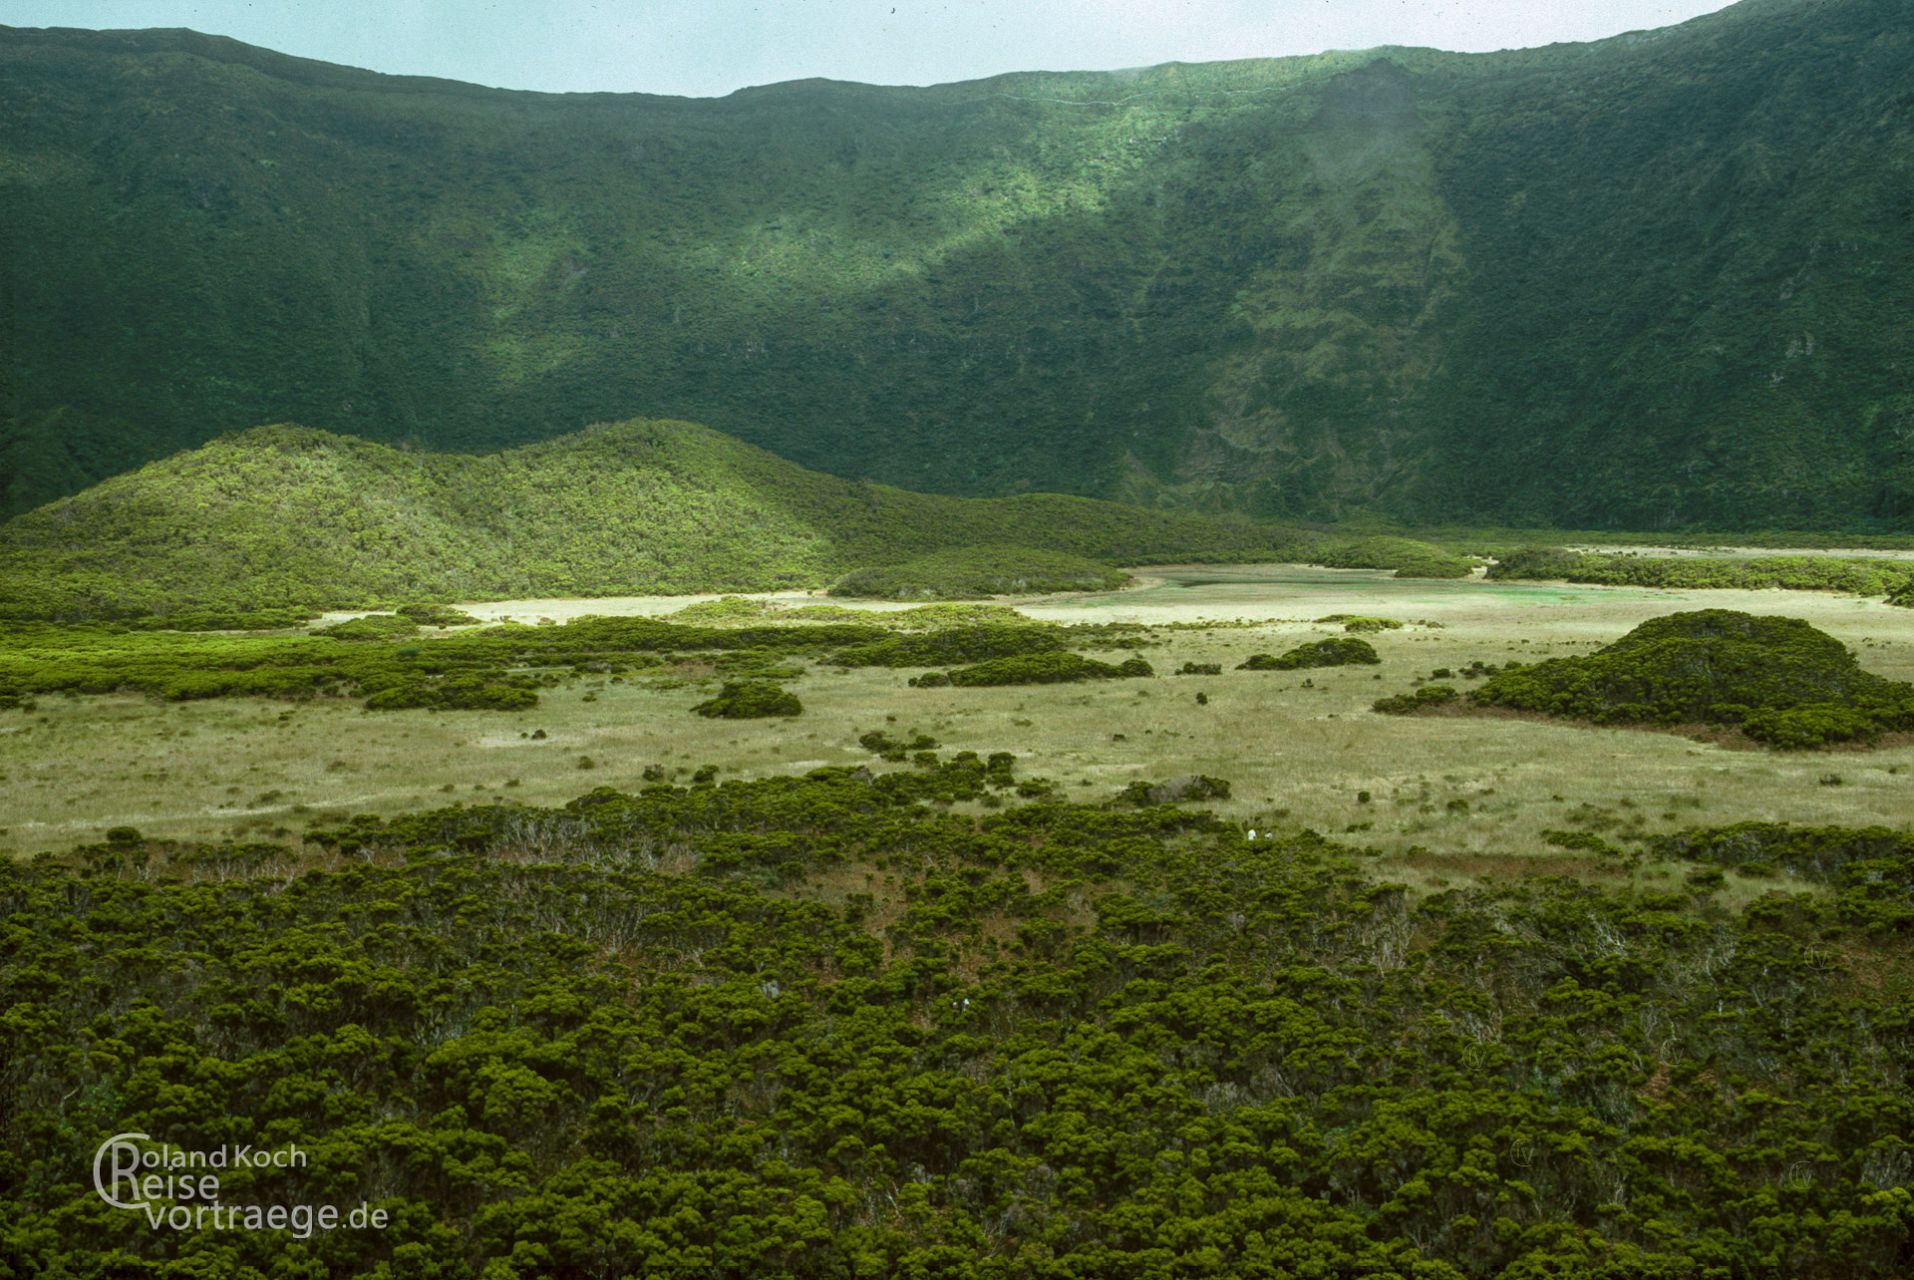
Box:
1 0 1742 97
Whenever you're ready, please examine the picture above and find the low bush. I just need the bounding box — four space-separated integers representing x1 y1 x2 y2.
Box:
1314 536 1472 579
1112 775 1232 806
1490 547 1914 598
1741 703 1880 749
1239 638 1380 670
396 603 481 627
832 623 1065 668
1470 610 1909 747
691 680 803 718
912 652 1153 688
1373 684 1460 715
858 728 940 760
317 613 421 641
363 674 539 711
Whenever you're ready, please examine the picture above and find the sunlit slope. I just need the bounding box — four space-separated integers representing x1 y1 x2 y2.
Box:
1 0 1909 527
0 420 1287 617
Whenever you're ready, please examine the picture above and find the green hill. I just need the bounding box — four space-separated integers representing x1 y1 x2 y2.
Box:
0 419 1295 619
1464 610 1914 748
2 0 1911 528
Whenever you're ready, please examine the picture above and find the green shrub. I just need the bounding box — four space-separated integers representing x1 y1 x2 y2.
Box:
691 680 803 718
1316 614 1405 633
1112 775 1232 806
913 651 1153 688
317 613 421 641
858 728 940 760
363 674 538 711
1239 638 1380 670
832 624 1066 668
1314 537 1472 579
1469 610 1911 747
1741 704 1879 749
395 603 481 627
1372 684 1460 715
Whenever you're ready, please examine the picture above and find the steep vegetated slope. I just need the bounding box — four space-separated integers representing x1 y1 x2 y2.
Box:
0 419 1294 618
2 0 1910 527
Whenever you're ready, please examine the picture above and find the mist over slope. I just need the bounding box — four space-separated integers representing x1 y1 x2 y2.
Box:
2 0 1909 527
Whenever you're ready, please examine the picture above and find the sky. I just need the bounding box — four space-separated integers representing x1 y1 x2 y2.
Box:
1 0 1743 98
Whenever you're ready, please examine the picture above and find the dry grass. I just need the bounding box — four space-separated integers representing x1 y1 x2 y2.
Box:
7 566 1914 898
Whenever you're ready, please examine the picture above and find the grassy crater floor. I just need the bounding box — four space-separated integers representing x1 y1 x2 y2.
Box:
7 566 1914 907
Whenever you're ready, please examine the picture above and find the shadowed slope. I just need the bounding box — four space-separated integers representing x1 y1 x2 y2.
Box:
2 0 1910 527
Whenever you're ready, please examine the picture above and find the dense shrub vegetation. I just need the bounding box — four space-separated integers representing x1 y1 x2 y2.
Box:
1317 615 1406 634
830 623 1070 668
1315 537 1474 580
1373 610 1914 748
395 603 482 627
1651 822 1914 928
691 680 804 718
910 652 1154 688
11 2 1912 530
0 615 885 712
1239 638 1382 671
1490 548 1914 599
828 546 1130 599
1372 684 1461 715
3 755 1912 1276
0 611 1170 714
315 614 421 641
